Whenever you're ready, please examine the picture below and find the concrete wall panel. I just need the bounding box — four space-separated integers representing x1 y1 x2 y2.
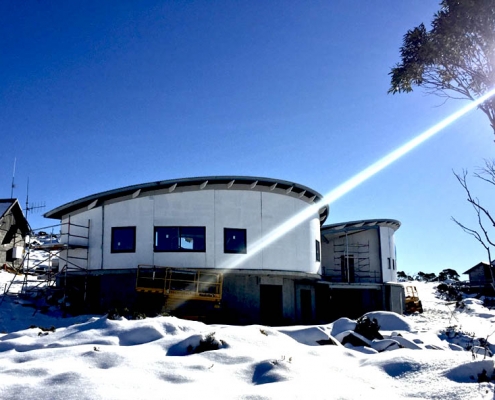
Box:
61 187 320 274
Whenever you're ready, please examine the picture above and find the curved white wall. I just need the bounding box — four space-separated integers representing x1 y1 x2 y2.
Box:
380 227 397 282
61 187 321 274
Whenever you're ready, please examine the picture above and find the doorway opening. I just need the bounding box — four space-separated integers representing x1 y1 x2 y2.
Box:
260 284 283 326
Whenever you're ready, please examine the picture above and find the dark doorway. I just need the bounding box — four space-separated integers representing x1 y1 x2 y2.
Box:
340 255 355 283
300 289 312 324
260 285 283 326
315 284 332 322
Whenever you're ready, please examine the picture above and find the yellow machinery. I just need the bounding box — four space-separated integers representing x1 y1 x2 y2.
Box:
404 284 423 313
385 282 424 314
136 265 223 314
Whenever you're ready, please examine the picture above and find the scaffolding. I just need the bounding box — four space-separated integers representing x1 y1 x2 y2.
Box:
136 265 223 313
325 238 379 283
136 265 222 299
1 217 90 308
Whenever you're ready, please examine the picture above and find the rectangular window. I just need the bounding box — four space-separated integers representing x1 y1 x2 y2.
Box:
315 239 321 262
111 227 136 253
224 228 247 254
393 259 396 270
388 257 391 269
154 226 206 252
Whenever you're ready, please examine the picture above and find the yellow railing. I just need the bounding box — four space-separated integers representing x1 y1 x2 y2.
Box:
136 265 222 302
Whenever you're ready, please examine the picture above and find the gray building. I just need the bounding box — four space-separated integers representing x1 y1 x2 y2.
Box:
463 261 495 291
0 199 30 271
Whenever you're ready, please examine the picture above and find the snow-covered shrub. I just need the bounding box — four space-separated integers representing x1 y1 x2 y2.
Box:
436 283 462 302
354 316 383 341
439 325 493 359
29 324 56 332
107 307 146 320
188 332 227 354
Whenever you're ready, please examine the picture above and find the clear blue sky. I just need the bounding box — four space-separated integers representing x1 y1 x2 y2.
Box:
1 1 493 277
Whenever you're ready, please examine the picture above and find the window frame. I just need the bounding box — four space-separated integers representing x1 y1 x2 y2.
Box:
224 228 247 254
315 239 321 262
154 226 206 253
111 226 136 254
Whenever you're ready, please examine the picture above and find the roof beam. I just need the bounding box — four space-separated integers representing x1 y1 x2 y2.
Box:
87 199 98 210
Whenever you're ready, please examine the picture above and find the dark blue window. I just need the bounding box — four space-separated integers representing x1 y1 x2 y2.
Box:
154 226 205 252
224 228 246 254
111 227 136 253
316 239 321 262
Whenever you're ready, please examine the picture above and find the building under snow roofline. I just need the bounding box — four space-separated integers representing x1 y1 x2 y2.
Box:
44 176 329 324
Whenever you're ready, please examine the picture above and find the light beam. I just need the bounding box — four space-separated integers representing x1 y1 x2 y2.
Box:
220 88 495 270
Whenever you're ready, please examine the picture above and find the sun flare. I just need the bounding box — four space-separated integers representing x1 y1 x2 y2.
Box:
220 88 495 270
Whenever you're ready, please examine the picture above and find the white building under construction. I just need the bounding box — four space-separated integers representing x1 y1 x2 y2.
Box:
43 176 401 324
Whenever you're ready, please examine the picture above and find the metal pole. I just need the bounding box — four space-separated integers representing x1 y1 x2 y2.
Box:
25 177 29 220
345 232 349 283
10 158 16 199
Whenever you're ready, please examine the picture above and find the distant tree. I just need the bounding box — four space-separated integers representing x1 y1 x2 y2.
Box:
427 272 438 281
389 0 495 135
397 271 408 281
438 268 460 282
417 271 438 282
397 271 414 281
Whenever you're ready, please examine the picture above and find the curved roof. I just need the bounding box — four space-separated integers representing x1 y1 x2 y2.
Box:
321 218 401 236
45 176 329 223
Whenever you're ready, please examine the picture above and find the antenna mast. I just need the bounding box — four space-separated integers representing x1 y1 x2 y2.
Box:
25 177 45 221
10 157 16 198
25 177 29 218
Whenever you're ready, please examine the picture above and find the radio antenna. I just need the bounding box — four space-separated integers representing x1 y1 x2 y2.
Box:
10 157 16 198
25 177 45 220
25 177 29 216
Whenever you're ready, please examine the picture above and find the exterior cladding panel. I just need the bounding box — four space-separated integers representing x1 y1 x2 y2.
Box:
471 268 486 283
213 190 263 270
61 207 101 270
62 188 321 274
380 227 397 282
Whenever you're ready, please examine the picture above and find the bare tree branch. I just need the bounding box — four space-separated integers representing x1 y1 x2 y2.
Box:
452 167 495 263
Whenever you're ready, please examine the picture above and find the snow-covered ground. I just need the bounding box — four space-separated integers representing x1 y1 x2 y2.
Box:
1 273 494 400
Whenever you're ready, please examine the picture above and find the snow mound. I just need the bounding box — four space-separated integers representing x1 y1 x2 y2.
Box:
362 311 414 332
444 359 495 383
167 332 228 356
330 317 356 337
278 325 334 346
251 358 293 385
